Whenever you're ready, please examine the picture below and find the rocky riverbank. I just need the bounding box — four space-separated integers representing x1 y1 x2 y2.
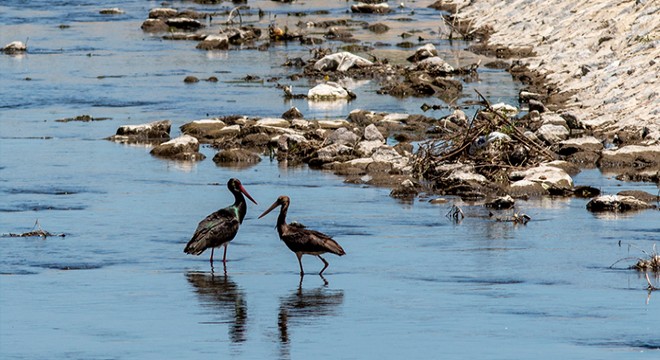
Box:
449 0 659 141
88 1 658 214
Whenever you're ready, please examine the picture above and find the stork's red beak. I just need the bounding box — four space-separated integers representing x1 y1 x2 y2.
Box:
240 185 258 205
259 200 280 219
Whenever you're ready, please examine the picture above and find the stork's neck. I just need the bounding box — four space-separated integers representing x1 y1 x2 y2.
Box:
233 191 247 224
276 203 289 237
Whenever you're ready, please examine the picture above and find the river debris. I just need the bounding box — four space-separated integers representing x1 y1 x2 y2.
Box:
55 114 111 122
446 205 464 222
4 220 65 238
490 211 531 225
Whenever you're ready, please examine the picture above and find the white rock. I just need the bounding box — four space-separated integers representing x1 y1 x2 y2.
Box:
536 124 569 144
313 52 373 72
308 82 352 100
2 41 27 53
410 56 454 73
256 118 291 128
363 124 385 142
510 164 573 190
356 140 384 157
314 119 351 129
492 103 519 116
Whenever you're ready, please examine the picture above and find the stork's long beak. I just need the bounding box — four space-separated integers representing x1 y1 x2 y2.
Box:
240 185 258 205
259 200 280 219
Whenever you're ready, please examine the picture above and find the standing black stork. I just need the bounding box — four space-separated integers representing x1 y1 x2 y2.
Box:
184 178 257 264
259 195 345 275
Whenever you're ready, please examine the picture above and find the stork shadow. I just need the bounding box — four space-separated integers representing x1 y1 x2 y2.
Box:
277 275 344 359
186 268 248 344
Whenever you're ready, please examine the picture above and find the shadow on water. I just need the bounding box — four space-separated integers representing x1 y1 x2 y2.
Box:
185 268 248 344
278 275 344 360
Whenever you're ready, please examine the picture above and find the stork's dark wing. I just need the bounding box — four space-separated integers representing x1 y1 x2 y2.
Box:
184 208 240 255
283 228 345 256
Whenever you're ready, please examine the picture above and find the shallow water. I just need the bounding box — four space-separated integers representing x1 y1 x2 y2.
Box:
1 1 659 359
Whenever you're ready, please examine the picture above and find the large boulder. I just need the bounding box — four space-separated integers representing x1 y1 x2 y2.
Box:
196 35 229 50
256 118 291 128
148 8 178 19
509 163 574 194
180 119 227 141
407 43 438 62
165 17 203 31
586 195 654 212
327 127 359 146
141 19 169 33
314 119 351 129
150 135 205 161
108 120 171 143
598 144 660 167
558 136 603 165
558 136 603 154
213 149 261 167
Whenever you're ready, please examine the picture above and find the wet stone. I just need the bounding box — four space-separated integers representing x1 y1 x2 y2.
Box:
390 179 419 199
141 19 169 32
150 135 205 161
282 107 304 120
108 120 171 143
2 41 27 54
586 195 654 212
148 8 178 19
213 149 261 165
179 119 227 141
368 23 390 34
598 144 660 168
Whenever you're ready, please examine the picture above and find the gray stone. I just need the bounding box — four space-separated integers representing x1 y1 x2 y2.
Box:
150 135 205 161
363 124 385 142
327 127 359 146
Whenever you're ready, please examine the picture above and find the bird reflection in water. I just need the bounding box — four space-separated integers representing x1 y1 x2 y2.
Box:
186 268 247 344
278 276 344 359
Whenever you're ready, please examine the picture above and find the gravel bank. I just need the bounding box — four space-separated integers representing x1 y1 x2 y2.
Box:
453 0 659 141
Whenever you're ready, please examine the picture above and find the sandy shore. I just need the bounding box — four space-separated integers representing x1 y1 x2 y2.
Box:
452 0 659 141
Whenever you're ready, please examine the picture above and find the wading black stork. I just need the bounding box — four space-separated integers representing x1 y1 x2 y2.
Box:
259 196 345 275
184 178 257 264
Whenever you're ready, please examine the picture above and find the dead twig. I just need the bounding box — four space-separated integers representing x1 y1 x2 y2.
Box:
474 89 555 161
646 273 658 291
446 205 464 222
4 219 65 238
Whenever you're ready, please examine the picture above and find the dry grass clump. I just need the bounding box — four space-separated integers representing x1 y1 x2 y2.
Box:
633 253 660 272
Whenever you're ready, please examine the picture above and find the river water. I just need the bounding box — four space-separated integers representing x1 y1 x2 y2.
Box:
1 1 658 359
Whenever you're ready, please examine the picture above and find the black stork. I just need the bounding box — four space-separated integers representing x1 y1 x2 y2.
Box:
259 195 345 275
184 178 257 264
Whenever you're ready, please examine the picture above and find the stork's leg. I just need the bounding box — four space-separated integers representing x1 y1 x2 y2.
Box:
296 253 304 275
318 255 329 275
210 248 215 263
222 244 228 264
